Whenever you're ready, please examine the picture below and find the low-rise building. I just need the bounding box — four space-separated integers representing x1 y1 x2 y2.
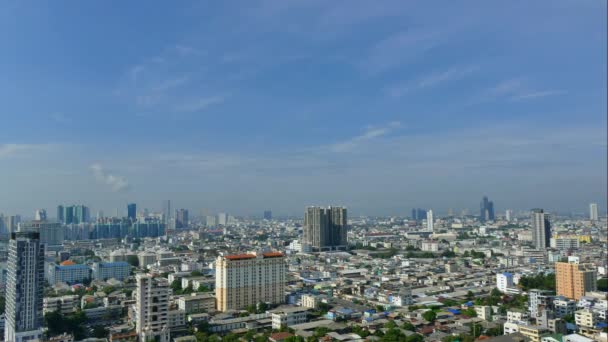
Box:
271 307 309 329
47 261 91 285
43 295 79 315
92 261 130 281
177 293 215 314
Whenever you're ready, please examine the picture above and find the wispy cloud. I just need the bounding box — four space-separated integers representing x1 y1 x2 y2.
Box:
476 78 565 103
175 95 227 112
512 90 565 101
0 144 53 159
50 113 72 124
388 65 479 97
90 163 130 192
329 121 401 153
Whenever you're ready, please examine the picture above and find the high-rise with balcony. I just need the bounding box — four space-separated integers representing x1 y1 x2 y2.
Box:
556 260 597 300
531 208 551 250
303 206 348 251
135 274 170 342
5 231 45 342
215 252 286 312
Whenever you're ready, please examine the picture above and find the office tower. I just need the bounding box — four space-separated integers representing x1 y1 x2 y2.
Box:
21 221 64 246
96 210 104 221
531 208 551 249
447 208 453 217
57 205 64 222
480 196 495 222
427 209 434 232
135 274 170 342
162 200 171 223
556 261 597 300
127 203 137 220
217 212 228 226
589 203 598 221
5 231 45 342
215 252 286 311
303 206 348 251
175 209 189 229
205 215 217 227
411 208 427 222
505 209 513 222
4 215 21 234
34 209 46 221
264 210 272 220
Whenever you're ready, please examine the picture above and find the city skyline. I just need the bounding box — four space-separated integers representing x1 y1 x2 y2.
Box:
0 1 606 215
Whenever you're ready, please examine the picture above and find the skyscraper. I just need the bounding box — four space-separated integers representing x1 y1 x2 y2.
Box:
411 208 427 222
589 203 598 221
263 210 272 220
215 252 286 311
21 221 64 246
57 205 64 223
556 260 597 300
303 206 348 251
59 205 89 224
427 209 434 232
162 200 171 223
135 274 170 342
34 209 46 221
480 196 495 222
176 209 189 229
505 209 513 222
531 208 551 250
5 231 45 342
127 203 137 220
217 212 228 226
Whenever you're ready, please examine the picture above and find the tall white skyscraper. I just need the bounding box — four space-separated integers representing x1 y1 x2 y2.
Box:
505 209 513 222
217 212 228 226
427 209 434 232
5 231 45 342
34 209 46 221
135 274 170 342
589 203 598 221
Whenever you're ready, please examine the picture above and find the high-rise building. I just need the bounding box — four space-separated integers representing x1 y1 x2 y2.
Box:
162 200 171 223
411 208 427 222
135 274 170 342
480 196 495 222
556 261 597 300
589 203 598 221
215 252 286 312
505 209 513 222
176 209 189 229
20 221 64 246
217 212 228 226
303 206 348 251
426 209 434 232
128 203 137 220
57 205 64 222
531 209 551 250
5 231 45 342
34 209 46 221
264 210 272 220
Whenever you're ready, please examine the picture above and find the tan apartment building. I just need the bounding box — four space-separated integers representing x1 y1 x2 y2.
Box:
556 261 597 300
215 252 286 312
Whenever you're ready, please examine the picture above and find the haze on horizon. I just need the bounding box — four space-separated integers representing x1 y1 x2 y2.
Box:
0 1 606 217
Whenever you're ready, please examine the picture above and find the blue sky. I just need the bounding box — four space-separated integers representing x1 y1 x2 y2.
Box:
1 1 606 217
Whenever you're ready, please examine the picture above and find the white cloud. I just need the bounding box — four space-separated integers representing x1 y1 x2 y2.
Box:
175 95 226 112
512 90 565 101
90 163 130 192
0 144 53 159
388 65 479 97
329 121 401 153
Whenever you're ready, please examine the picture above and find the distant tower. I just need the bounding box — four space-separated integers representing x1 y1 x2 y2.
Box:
162 200 171 223
531 209 551 250
303 206 348 251
56 205 64 223
5 231 45 342
505 209 513 222
480 196 495 222
427 210 434 232
127 203 137 220
264 210 272 220
34 209 46 221
447 208 454 217
589 203 598 221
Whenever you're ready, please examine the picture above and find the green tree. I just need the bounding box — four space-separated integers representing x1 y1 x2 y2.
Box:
598 278 608 291
463 307 477 317
402 321 416 331
92 325 108 338
126 255 139 267
422 310 436 322
384 320 397 329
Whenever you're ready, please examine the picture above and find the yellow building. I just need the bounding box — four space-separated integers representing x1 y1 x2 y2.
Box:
556 261 597 300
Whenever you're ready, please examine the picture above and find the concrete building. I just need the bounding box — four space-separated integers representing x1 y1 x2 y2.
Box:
427 210 434 232
553 296 577 318
92 261 130 281
271 307 309 329
529 290 554 318
215 252 286 312
20 220 64 246
589 203 598 221
550 236 580 250
475 306 492 321
531 209 551 250
301 294 320 310
556 261 597 300
47 261 91 285
43 295 79 315
302 206 348 251
497 272 514 293
135 274 170 342
138 252 157 269
5 231 45 342
177 293 215 314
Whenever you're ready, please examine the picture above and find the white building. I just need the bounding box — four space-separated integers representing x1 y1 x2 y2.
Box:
5 231 45 342
301 294 319 309
427 210 434 232
554 296 577 318
475 306 492 321
271 307 309 329
496 272 514 293
43 295 79 315
135 274 170 342
92 261 130 281
421 241 439 252
47 262 91 285
589 203 598 221
177 293 215 314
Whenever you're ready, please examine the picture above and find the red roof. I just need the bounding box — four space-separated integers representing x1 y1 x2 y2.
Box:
263 252 284 258
224 254 256 260
270 332 293 341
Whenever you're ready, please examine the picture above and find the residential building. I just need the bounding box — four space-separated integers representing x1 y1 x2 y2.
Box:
553 296 577 318
556 261 597 300
127 203 136 221
43 295 79 315
135 274 170 342
589 203 598 221
215 252 286 312
475 306 492 321
302 206 348 251
176 209 189 229
427 210 434 232
92 262 130 281
264 210 272 220
497 272 514 293
529 290 554 318
518 325 549 342
271 307 309 329
177 293 215 314
551 236 580 250
301 294 320 310
20 220 64 246
168 309 186 329
5 231 45 342
531 209 551 250
47 261 91 285
507 310 529 323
